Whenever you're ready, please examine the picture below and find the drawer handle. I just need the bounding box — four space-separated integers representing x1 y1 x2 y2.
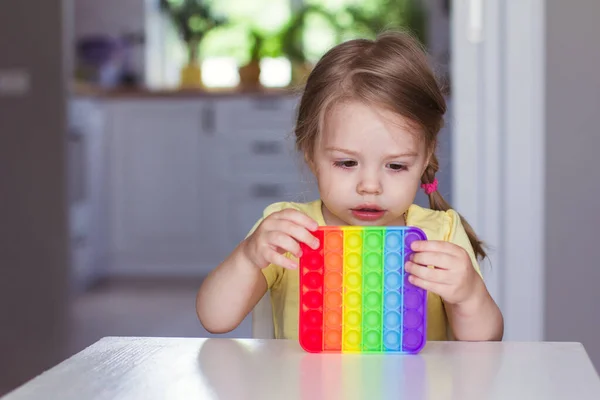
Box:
251 140 282 155
200 103 215 135
67 128 86 205
252 98 280 110
251 184 283 198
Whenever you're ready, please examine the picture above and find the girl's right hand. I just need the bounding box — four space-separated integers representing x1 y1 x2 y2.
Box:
242 209 320 270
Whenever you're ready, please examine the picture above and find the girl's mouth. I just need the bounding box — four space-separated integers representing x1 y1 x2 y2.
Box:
351 205 386 221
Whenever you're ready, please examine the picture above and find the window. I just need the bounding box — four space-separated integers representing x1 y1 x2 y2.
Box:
302 0 365 63
145 0 424 89
145 0 292 88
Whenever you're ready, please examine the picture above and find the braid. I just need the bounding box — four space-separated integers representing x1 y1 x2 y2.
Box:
422 154 487 260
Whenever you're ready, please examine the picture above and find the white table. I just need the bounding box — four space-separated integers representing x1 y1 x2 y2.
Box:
3 337 600 399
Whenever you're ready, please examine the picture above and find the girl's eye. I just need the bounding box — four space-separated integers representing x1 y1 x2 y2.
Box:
333 160 358 168
388 163 407 171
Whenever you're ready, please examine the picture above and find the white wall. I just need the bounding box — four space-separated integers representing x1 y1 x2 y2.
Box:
451 2 600 371
424 0 451 84
451 0 546 343
544 0 600 370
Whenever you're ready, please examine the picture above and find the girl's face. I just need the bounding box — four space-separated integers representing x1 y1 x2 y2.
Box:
310 101 430 226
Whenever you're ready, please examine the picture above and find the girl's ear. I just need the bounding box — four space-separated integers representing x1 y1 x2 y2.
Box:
304 152 317 174
422 142 436 174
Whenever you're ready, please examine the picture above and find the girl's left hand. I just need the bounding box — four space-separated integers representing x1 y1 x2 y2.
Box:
404 240 482 305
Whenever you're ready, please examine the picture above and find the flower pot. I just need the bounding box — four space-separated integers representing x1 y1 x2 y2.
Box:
238 60 262 91
180 62 202 88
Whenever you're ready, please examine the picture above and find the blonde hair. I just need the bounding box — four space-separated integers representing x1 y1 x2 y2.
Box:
294 31 486 260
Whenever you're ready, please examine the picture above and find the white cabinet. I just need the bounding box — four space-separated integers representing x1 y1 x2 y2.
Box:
106 99 227 276
217 130 300 177
68 98 108 291
214 97 298 134
225 176 319 247
78 94 319 278
214 97 319 252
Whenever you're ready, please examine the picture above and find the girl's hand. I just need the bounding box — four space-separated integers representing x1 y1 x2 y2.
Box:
242 209 320 270
404 240 482 306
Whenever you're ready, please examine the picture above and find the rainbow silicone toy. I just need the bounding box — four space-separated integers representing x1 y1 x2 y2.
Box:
299 226 427 354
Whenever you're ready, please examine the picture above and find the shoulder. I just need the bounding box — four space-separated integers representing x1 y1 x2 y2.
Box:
261 200 322 221
407 204 463 242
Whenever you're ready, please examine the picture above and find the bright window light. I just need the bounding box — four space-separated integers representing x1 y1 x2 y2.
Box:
201 57 239 88
260 57 291 88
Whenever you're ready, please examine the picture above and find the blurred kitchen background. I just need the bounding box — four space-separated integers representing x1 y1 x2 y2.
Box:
66 0 452 350
1 0 599 395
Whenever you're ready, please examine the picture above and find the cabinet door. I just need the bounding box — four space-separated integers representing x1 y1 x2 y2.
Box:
215 96 299 134
107 100 225 275
68 99 107 290
217 130 302 179
224 177 319 253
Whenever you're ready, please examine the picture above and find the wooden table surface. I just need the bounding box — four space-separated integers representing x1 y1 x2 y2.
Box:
3 337 600 399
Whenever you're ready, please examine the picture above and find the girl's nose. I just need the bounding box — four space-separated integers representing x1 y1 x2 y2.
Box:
356 173 383 195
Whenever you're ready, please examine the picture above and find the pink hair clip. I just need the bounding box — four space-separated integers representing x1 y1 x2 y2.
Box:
421 178 438 195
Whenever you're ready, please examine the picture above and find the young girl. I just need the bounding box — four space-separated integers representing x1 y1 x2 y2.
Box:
197 31 504 342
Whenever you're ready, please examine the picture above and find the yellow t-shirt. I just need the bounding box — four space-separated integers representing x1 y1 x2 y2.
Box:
247 200 482 341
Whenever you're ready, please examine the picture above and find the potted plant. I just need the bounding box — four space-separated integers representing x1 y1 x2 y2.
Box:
342 0 428 46
159 0 227 88
237 27 285 91
237 29 265 91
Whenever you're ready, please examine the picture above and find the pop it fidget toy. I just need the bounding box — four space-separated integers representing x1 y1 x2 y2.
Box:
299 226 427 354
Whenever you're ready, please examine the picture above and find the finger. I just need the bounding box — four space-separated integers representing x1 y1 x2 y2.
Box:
405 261 450 284
274 246 287 255
407 274 446 295
410 240 465 257
271 220 320 250
271 209 319 231
410 251 456 270
265 249 297 270
267 231 302 258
